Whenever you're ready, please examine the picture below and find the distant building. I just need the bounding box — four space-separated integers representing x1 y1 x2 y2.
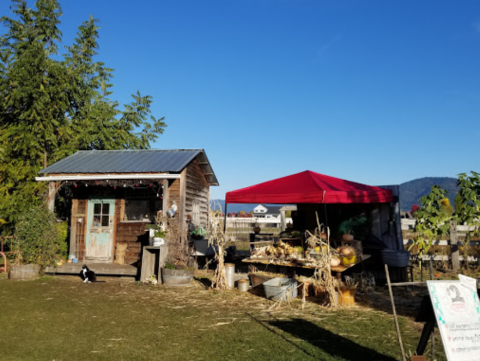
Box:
253 204 282 219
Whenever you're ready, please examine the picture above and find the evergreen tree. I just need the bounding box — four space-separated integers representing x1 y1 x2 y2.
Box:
0 0 166 228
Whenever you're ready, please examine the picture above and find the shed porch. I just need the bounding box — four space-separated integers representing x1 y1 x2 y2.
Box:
45 263 138 277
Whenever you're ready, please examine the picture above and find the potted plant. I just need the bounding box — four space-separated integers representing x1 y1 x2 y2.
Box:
153 230 165 247
145 224 157 239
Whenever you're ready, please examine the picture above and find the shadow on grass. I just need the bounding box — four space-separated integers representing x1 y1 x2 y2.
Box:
194 276 212 289
355 288 426 319
248 314 397 361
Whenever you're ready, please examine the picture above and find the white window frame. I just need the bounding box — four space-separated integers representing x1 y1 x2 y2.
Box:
192 201 200 225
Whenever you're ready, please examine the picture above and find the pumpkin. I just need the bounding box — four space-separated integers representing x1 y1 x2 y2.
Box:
330 256 341 267
340 246 356 257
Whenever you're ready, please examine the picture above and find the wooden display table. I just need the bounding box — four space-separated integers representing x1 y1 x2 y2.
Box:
242 254 371 279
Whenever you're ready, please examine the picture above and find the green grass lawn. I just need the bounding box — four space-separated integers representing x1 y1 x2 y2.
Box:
0 275 445 361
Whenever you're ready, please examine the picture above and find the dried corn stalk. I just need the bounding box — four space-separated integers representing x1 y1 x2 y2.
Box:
206 207 230 290
306 212 338 307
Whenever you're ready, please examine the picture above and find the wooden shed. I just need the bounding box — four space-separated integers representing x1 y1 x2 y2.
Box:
36 149 218 266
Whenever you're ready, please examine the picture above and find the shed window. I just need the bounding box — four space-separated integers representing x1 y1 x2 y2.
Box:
192 201 200 225
124 198 161 222
93 202 110 227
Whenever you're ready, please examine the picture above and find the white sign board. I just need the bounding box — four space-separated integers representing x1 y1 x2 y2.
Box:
427 276 480 361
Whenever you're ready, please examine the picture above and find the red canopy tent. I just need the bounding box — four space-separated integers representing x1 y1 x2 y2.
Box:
225 170 393 205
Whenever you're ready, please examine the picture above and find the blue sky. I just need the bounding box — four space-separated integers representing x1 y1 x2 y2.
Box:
2 0 479 199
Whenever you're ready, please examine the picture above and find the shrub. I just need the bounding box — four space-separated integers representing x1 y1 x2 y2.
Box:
14 204 68 268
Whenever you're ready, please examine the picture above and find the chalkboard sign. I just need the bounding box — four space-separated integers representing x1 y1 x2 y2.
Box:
427 276 480 361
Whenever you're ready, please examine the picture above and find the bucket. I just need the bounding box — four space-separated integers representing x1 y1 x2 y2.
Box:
338 287 356 305
225 263 235 289
263 277 298 301
238 279 249 292
381 249 410 268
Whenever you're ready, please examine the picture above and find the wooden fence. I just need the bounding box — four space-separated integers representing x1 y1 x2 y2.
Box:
402 221 480 270
225 217 292 241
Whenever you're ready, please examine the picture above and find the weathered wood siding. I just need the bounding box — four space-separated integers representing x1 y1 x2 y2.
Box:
114 223 147 265
114 198 148 265
185 157 210 228
168 178 181 211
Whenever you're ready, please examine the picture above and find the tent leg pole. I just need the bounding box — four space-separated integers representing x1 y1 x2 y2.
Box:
224 203 228 233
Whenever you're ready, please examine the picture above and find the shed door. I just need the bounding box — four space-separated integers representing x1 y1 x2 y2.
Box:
86 198 115 262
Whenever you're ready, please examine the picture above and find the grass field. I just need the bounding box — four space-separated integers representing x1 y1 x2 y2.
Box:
0 274 445 361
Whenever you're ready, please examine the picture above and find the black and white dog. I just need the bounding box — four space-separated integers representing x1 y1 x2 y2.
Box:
79 265 98 283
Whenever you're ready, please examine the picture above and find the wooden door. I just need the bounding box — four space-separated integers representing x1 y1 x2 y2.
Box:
86 198 115 262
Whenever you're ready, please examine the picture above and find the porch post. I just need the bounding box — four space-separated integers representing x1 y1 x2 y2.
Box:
224 203 228 232
47 181 55 212
162 179 169 215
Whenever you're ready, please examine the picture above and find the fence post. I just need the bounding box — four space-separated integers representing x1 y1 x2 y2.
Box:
450 221 459 272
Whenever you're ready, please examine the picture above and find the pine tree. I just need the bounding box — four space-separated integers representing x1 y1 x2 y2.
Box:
0 0 166 227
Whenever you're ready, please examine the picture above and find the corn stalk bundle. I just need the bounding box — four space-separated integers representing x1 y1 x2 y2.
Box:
306 213 338 307
207 209 230 290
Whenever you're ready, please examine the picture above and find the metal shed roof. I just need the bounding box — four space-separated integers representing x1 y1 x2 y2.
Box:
39 149 219 186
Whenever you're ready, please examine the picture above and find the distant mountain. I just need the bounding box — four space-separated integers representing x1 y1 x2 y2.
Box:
399 177 458 212
212 177 460 214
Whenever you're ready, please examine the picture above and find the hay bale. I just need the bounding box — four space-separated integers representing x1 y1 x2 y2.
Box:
114 243 128 265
